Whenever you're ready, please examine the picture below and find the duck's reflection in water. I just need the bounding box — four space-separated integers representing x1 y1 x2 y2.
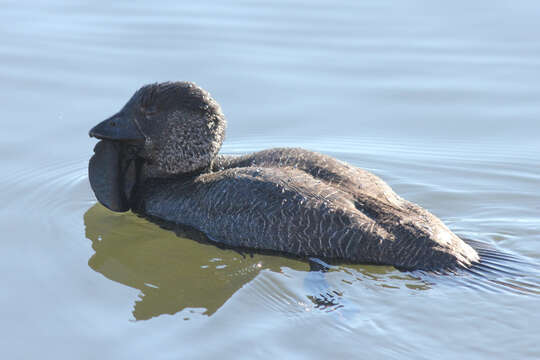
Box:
84 204 430 320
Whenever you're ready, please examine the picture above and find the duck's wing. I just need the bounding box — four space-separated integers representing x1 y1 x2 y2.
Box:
214 147 404 208
137 166 393 263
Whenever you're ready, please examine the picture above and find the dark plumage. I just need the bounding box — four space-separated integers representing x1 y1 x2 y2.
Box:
88 81 480 271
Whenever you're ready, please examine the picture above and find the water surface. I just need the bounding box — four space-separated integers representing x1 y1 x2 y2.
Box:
1 1 539 359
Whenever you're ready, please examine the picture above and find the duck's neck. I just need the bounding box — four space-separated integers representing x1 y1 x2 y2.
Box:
140 160 214 180
129 164 211 216
210 154 244 172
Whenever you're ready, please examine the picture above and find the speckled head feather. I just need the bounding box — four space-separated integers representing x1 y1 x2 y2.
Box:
125 81 226 177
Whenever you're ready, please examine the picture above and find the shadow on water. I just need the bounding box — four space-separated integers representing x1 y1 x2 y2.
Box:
84 203 304 319
84 203 432 320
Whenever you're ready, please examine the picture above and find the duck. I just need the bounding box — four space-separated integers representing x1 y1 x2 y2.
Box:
88 81 480 271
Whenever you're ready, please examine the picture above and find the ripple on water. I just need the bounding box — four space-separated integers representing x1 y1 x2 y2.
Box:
222 136 540 162
1 157 91 236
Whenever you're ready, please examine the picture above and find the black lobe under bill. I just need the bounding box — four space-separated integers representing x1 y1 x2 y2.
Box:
89 140 137 212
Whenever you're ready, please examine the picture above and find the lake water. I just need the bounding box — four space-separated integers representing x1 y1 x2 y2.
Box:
1 1 539 359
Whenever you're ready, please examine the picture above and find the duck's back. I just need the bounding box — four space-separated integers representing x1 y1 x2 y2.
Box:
213 148 404 207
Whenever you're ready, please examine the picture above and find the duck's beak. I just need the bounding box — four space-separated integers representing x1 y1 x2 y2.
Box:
89 112 145 142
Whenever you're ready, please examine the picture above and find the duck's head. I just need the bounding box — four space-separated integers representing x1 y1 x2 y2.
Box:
88 81 226 211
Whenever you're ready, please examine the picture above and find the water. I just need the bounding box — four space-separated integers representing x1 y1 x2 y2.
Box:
1 0 539 359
